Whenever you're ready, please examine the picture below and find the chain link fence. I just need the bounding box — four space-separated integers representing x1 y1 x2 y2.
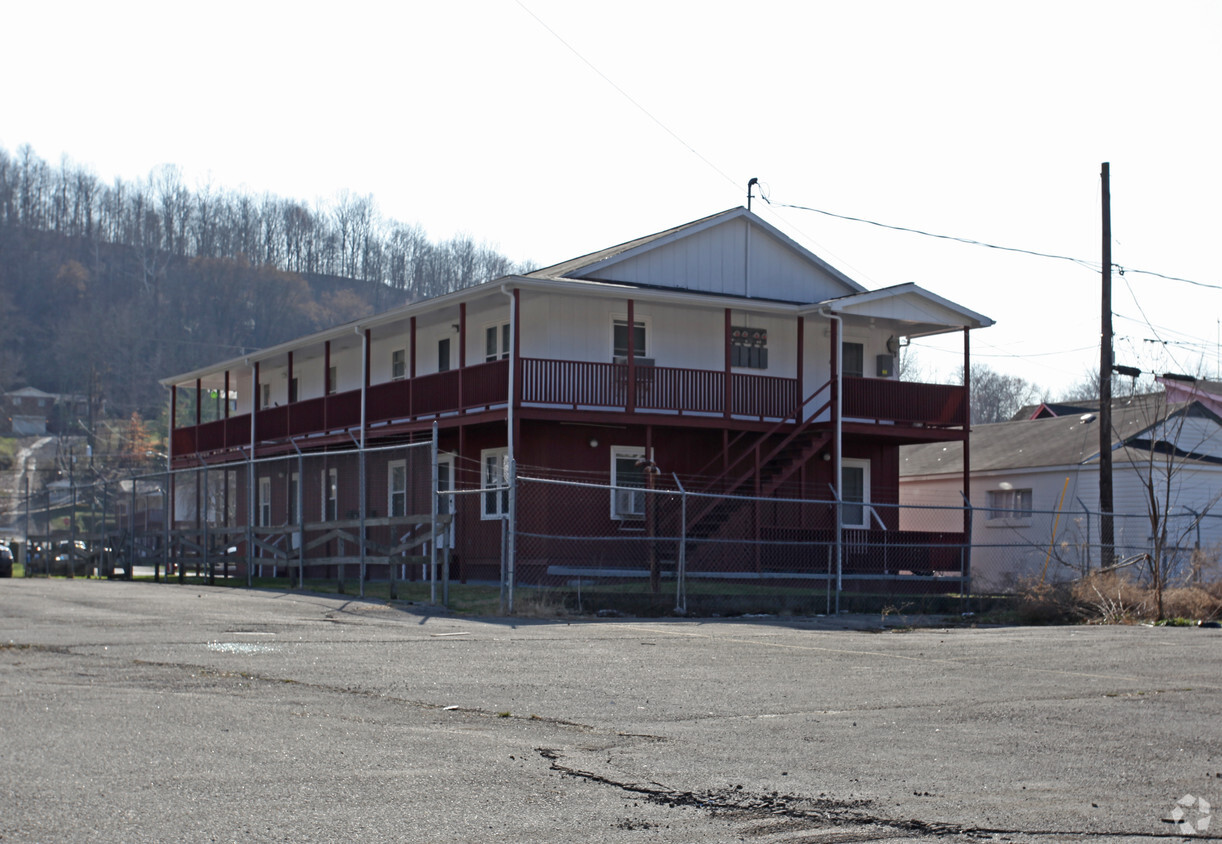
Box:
12 450 1221 614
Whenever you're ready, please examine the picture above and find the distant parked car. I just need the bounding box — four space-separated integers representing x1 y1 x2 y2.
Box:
0 545 12 578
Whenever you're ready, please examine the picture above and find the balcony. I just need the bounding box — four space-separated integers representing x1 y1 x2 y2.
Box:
171 358 966 458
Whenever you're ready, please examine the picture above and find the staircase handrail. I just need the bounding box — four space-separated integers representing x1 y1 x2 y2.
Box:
686 380 834 530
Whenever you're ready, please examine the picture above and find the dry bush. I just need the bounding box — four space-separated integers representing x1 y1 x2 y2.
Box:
1071 572 1152 624
1160 584 1222 622
1065 571 1222 623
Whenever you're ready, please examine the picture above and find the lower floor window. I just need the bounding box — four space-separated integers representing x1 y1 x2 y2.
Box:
481 448 509 518
611 447 648 520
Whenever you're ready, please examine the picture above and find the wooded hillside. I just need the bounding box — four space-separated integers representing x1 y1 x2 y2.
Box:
0 144 523 424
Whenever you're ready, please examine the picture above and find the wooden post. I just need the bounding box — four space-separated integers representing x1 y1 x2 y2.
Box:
724 308 732 419
1099 162 1115 565
626 299 636 414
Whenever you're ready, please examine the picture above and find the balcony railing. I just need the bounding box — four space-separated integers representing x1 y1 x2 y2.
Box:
519 358 797 420
171 359 965 456
842 376 967 427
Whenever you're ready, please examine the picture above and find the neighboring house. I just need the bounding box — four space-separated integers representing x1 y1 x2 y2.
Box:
1 387 92 436
163 207 993 583
900 393 1222 591
3 387 58 435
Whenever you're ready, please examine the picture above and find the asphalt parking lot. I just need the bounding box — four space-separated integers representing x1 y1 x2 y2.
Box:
1 579 1219 843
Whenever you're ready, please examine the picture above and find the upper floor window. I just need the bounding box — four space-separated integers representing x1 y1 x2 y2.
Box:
260 383 271 409
438 338 451 373
327 366 337 395
392 349 407 380
485 323 510 362
730 325 768 369
613 318 647 360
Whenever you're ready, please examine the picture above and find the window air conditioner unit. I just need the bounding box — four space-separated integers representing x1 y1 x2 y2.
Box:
613 356 654 366
615 488 645 518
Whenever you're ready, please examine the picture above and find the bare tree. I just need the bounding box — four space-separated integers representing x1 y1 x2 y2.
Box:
1116 394 1222 618
961 364 1047 424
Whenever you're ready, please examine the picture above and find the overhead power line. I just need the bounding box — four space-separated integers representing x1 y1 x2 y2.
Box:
765 197 1222 291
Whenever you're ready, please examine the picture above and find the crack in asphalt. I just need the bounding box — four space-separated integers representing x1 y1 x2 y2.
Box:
536 748 1219 841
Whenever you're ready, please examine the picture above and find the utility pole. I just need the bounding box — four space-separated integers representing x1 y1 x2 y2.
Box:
1099 162 1115 566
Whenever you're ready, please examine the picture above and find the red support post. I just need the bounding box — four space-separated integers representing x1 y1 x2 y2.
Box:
724 308 732 419
626 299 636 414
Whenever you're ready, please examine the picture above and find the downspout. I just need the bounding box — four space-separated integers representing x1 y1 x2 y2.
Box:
818 307 843 612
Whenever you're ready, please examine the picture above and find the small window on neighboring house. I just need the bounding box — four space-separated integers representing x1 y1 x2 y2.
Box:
388 460 407 518
37 398 46 407
322 467 338 521
611 447 648 520
613 318 647 360
327 366 337 395
258 477 272 527
480 447 509 519
485 323 510 362
261 383 271 409
392 349 407 380
288 377 299 404
840 459 870 528
842 343 865 378
12 397 20 406
986 489 1033 521
438 338 451 372
730 325 769 369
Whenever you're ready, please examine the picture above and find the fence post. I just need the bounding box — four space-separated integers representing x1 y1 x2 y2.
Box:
159 472 168 583
297 451 305 590
962 495 974 608
203 463 213 586
245 452 254 587
499 516 507 614
69 457 77 579
23 473 30 577
673 473 687 615
430 423 439 606
359 446 367 599
99 480 107 578
507 459 516 615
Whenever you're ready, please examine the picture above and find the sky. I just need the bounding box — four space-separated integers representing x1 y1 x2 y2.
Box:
3 0 1220 397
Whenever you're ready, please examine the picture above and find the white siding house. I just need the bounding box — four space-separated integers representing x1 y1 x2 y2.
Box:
900 394 1222 591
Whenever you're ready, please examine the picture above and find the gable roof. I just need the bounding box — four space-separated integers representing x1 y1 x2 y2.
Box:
811 282 994 335
901 394 1222 477
525 207 867 303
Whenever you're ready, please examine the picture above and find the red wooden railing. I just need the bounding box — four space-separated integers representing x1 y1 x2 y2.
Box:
172 360 965 456
842 377 967 427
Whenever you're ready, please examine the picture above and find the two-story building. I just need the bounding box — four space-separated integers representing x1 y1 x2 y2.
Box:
163 207 992 585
